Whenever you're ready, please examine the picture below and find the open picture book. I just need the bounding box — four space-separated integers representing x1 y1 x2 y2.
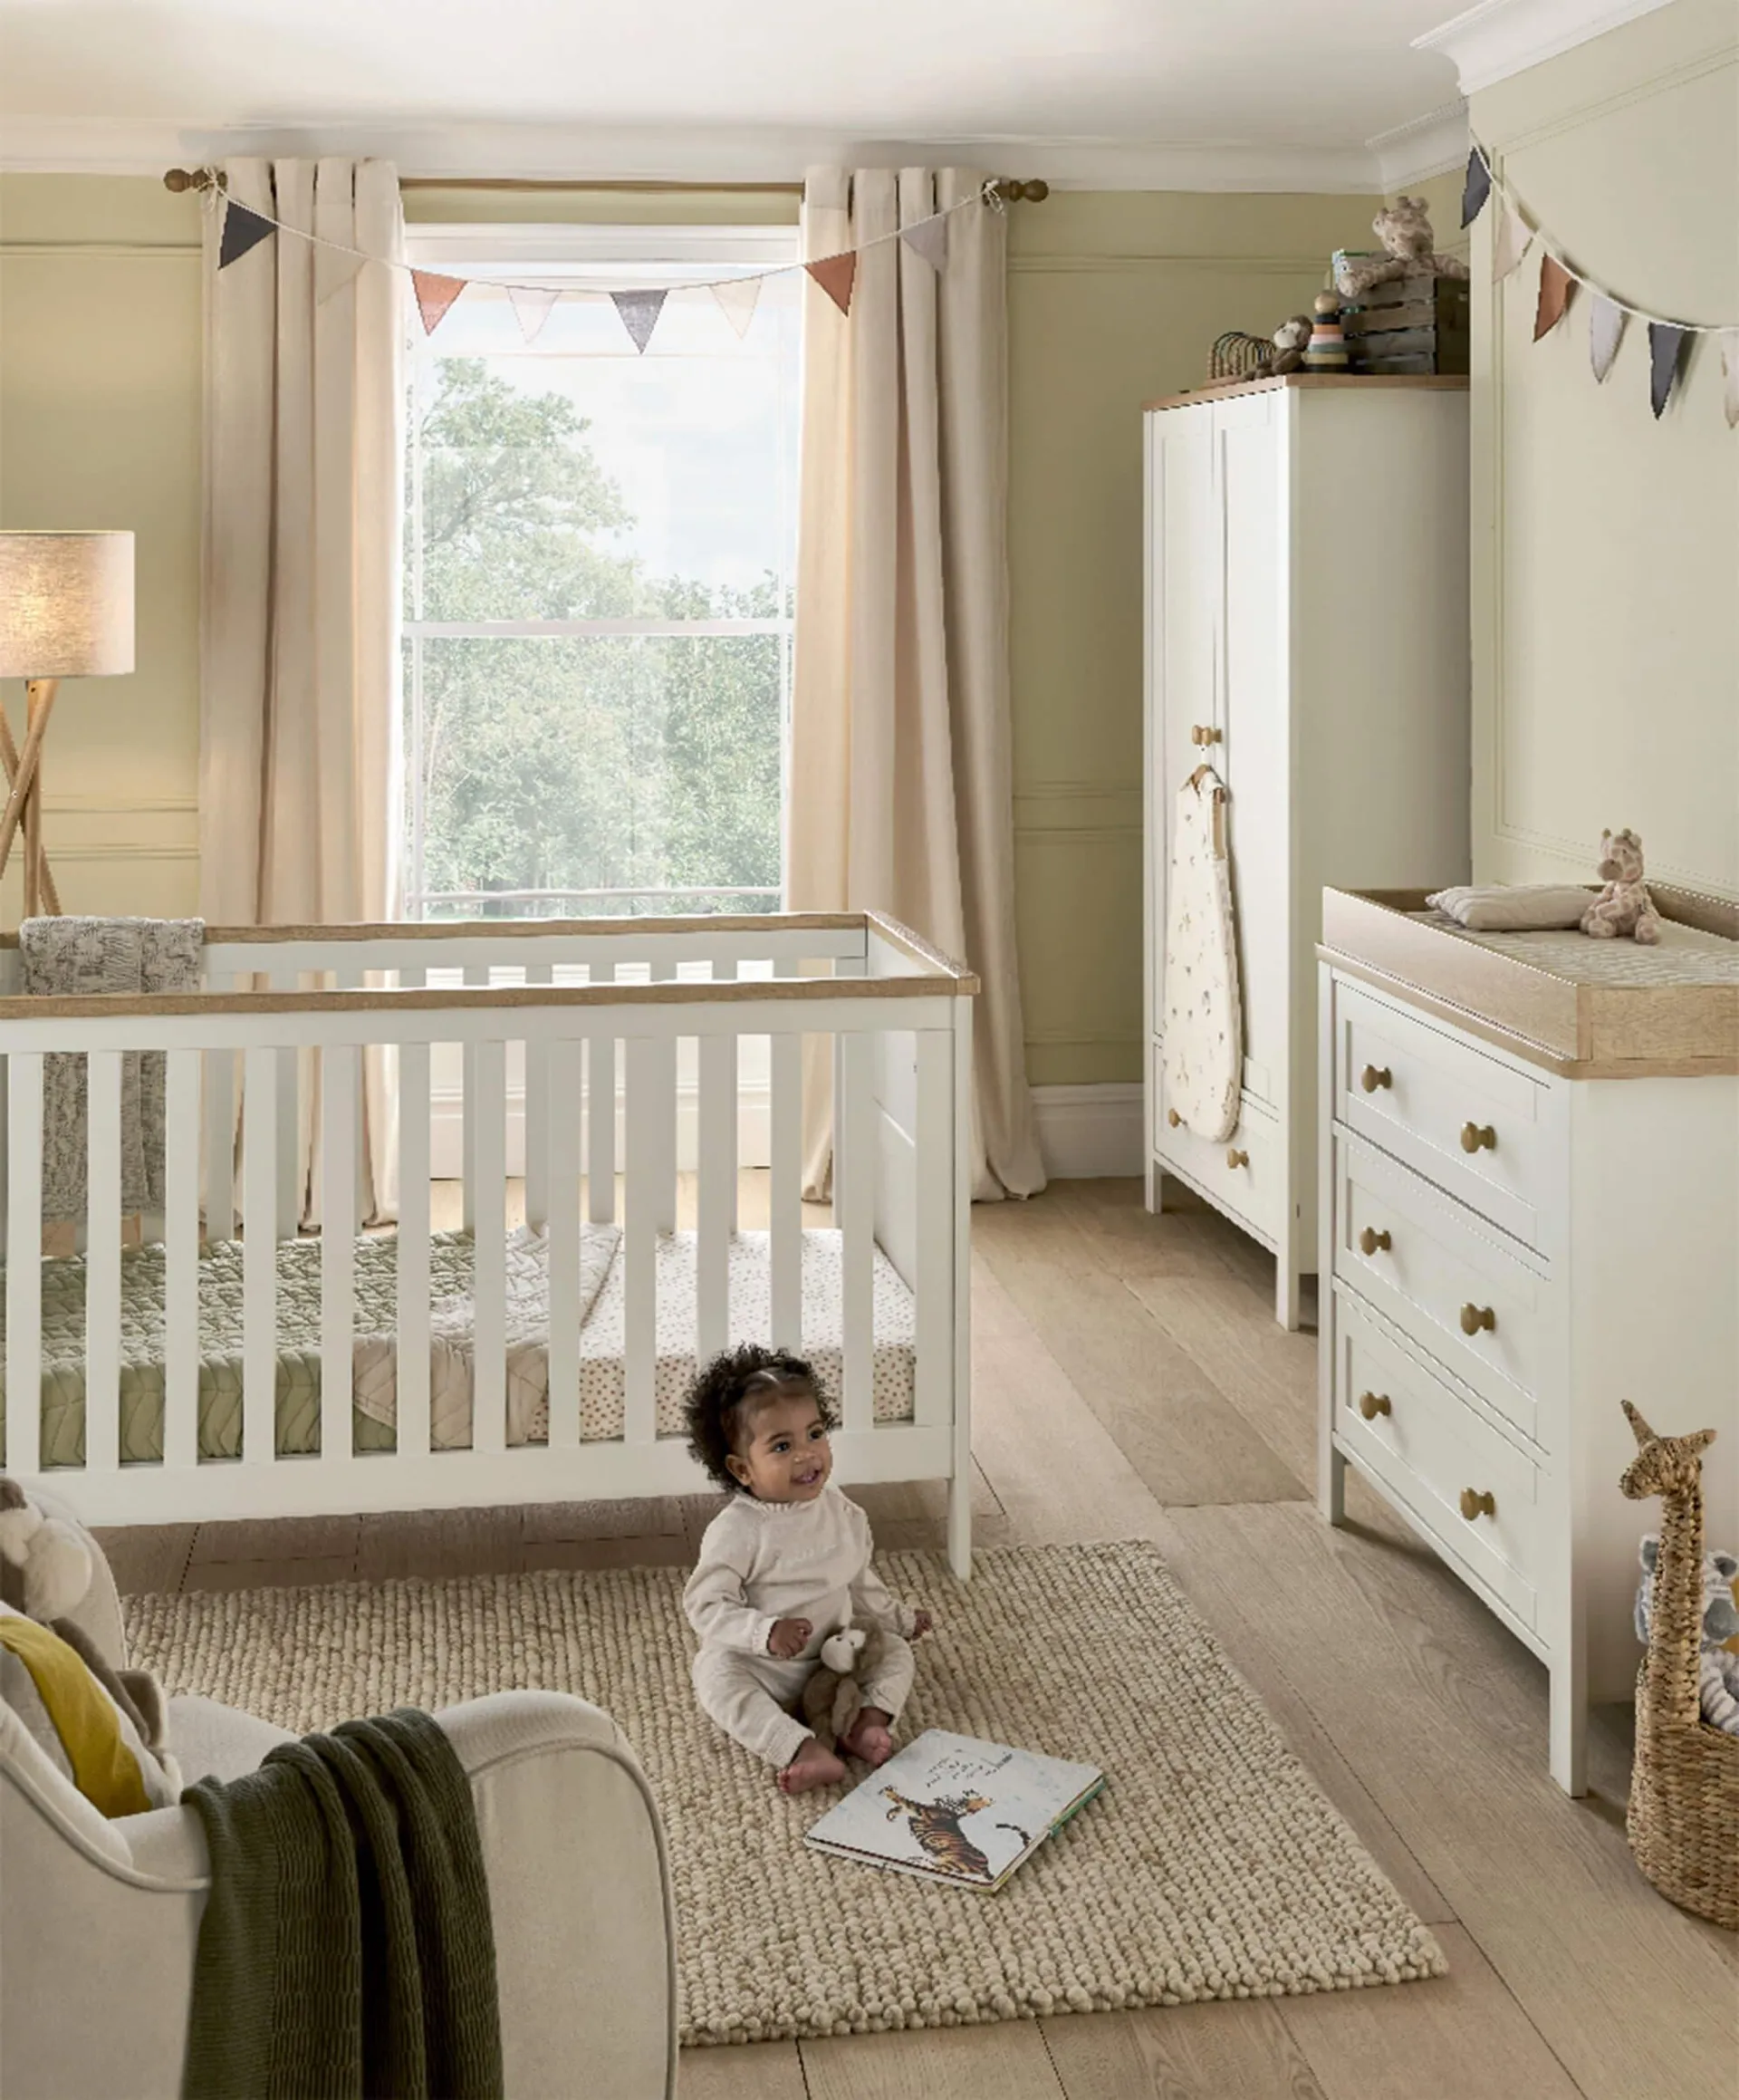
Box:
805 1729 1105 1893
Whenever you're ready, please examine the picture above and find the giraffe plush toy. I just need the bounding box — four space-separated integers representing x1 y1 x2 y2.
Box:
1580 827 1662 945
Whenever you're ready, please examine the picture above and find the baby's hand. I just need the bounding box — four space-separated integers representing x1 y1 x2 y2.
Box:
767 1617 812 1660
910 1610 933 1640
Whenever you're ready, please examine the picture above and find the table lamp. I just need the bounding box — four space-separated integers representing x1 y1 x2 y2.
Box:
0 531 136 918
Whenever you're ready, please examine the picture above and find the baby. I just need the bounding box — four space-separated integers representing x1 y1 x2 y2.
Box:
682 1345 932 1795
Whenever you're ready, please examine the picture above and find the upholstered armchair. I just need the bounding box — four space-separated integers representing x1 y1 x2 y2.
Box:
0 1489 677 2099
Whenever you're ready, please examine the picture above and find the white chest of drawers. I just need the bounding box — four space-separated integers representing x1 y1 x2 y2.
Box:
1317 889 1739 1794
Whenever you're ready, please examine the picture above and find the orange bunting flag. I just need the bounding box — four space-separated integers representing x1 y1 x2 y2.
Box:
1533 254 1575 340
412 271 466 336
806 251 857 317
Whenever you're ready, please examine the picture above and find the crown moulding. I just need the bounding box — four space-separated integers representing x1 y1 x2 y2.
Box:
1365 101 1471 190
1415 0 1682 96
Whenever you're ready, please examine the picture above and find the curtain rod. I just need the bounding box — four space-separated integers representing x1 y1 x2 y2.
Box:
164 168 1049 202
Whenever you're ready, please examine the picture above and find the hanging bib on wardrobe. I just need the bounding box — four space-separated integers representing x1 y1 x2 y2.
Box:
1162 767 1243 1143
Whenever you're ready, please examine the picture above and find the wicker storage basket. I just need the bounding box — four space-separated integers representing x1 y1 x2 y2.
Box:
1207 331 1273 381
1619 1401 1739 1930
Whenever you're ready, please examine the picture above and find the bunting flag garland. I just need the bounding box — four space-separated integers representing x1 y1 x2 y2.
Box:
412 271 466 336
610 288 668 355
1491 207 1532 283
1533 254 1574 340
806 250 858 316
1460 145 1492 230
709 275 763 339
1589 295 1626 382
508 285 560 346
217 200 274 270
1459 137 1734 427
900 214 949 272
1648 323 1687 419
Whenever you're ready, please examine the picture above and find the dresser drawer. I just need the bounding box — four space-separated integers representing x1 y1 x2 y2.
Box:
1155 1048 1282 1246
1333 978 1556 1250
1331 1131 1547 1447
1334 1291 1542 1633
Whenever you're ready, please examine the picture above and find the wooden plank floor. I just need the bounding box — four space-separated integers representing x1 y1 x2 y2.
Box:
95 1176 1735 2100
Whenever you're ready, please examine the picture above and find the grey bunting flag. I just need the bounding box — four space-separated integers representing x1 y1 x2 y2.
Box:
1648 322 1687 419
218 201 274 269
1460 148 1492 228
611 288 668 354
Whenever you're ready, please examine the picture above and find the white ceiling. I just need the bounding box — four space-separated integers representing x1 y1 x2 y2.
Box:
0 0 1541 188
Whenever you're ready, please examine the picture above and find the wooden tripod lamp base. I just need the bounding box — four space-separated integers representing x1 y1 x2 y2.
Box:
0 532 136 924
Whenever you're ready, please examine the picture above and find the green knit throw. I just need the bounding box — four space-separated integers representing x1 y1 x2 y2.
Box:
180 1708 503 2100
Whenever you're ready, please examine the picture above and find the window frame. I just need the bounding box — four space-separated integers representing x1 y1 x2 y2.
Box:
400 218 802 920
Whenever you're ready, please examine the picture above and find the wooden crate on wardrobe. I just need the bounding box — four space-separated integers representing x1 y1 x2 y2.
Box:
1142 375 1471 1327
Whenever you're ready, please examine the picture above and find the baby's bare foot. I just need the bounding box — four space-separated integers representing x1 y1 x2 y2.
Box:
839 1708 896 1767
778 1737 847 1796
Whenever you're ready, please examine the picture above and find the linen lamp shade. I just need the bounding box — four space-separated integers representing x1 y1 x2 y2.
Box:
0 532 135 679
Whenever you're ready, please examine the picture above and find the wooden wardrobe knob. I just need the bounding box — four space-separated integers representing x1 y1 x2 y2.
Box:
1167 1107 1182 1128
1225 1148 1249 1170
1459 1488 1496 1522
1460 1302 1496 1335
1460 1122 1497 1153
1360 1064 1392 1093
1358 1226 1391 1256
1190 723 1222 747
1358 1391 1391 1421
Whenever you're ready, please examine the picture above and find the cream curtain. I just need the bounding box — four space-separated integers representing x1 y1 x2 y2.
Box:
199 158 404 1222
790 168 1044 1201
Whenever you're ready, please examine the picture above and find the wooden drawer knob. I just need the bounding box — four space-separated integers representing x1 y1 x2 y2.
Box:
1460 1302 1497 1335
1190 723 1222 747
1358 1391 1391 1421
1167 1107 1182 1128
1459 1488 1496 1522
1358 1226 1391 1256
1460 1122 1497 1153
1225 1148 1249 1170
1359 1064 1392 1093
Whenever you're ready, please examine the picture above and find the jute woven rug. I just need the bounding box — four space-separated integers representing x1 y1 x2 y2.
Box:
124 1540 1445 2046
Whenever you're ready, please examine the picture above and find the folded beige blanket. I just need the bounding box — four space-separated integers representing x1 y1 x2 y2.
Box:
1427 884 1593 932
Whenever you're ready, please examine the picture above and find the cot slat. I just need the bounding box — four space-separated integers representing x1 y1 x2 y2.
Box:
913 1028 954 1431
270 971 303 1241
204 1045 235 1240
82 1050 123 1471
622 1036 660 1446
697 961 737 1364
470 1035 507 1456
830 955 866 1228
545 1035 582 1450
320 1044 358 1464
838 1030 875 1437
397 1036 433 1459
241 1044 278 1466
333 965 369 1234
162 1050 201 1470
648 961 678 1234
523 961 552 1228
587 965 616 1224
461 964 488 1230
769 960 802 1351
4 1055 43 1475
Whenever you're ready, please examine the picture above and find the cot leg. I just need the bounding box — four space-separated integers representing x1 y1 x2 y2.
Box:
946 1469 972 1581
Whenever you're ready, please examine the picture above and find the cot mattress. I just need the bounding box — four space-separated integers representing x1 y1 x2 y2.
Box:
0 1226 918 1467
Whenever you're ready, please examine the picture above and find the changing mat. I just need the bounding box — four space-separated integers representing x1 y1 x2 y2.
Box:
1161 766 1244 1142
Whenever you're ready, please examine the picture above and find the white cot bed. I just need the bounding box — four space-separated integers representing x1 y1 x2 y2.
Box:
0 912 977 1575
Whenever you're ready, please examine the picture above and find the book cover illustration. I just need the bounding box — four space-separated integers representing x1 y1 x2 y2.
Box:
805 1729 1105 1891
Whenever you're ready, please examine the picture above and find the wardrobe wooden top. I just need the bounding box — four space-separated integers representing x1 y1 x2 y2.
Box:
1320 887 1739 1080
1144 374 1470 412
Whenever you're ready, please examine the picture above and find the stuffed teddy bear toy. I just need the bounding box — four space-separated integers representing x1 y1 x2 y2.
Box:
1268 313 1313 375
1334 197 1471 299
1580 826 1662 945
799 1623 893 1753
0 1473 178 1802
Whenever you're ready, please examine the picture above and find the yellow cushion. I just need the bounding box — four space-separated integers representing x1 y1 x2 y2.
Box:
0 1613 152 1817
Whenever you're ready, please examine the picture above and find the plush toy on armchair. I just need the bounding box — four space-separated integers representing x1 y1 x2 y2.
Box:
1580 826 1663 946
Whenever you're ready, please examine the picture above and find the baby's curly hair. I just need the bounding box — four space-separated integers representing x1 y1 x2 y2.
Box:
683 1344 837 1491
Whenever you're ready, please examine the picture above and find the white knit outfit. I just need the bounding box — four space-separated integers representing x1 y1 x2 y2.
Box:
684 1485 919 1770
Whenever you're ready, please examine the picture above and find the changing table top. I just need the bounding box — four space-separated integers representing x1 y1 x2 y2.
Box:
1319 887 1739 1078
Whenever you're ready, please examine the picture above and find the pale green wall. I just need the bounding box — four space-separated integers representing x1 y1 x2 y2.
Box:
0 174 1380 1083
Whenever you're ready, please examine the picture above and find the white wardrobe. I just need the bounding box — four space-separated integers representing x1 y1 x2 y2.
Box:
1143 375 1472 1326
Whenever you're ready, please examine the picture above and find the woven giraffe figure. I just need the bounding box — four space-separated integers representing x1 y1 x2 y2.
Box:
1619 1400 1738 1928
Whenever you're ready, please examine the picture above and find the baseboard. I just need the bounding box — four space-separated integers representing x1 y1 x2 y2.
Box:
1032 1084 1145 1180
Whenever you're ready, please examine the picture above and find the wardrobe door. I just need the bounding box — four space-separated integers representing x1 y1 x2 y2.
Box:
1148 405 1217 1050
1212 390 1288 1111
